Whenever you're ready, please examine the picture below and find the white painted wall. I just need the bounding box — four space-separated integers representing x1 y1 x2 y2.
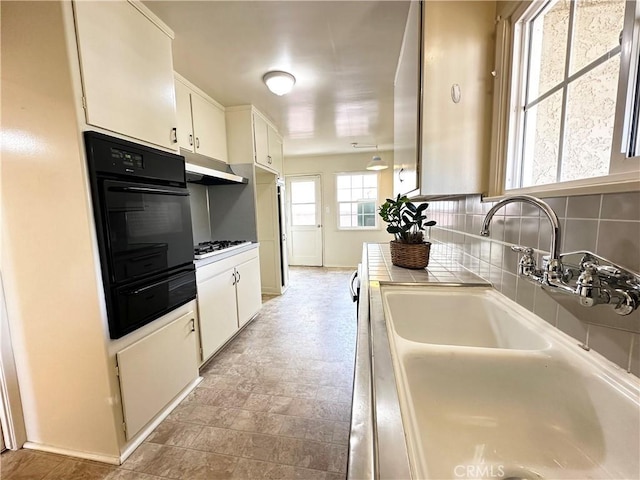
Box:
1 2 120 458
284 151 394 267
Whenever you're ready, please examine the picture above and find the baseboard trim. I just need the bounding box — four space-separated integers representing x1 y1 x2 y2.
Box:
22 442 121 465
22 376 203 466
119 376 202 464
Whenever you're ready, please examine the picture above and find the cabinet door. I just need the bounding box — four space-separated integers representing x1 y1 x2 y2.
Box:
420 1 494 195
116 311 198 439
175 80 195 151
197 267 239 361
253 113 270 168
191 93 228 163
267 126 283 174
393 1 421 196
74 1 177 149
235 256 262 327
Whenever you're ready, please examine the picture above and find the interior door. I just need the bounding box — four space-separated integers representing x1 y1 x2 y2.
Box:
286 175 322 266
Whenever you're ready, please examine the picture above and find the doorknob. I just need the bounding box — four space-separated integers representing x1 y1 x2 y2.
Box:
317 224 322 228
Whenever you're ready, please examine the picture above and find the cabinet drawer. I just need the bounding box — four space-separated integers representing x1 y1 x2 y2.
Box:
196 248 259 282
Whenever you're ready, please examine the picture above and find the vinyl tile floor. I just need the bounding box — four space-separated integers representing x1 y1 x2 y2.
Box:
1 267 357 480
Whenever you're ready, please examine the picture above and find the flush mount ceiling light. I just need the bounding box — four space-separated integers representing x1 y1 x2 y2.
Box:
351 142 389 171
263 71 296 96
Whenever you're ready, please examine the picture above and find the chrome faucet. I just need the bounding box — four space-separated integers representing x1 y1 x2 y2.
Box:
480 195 640 316
480 195 562 280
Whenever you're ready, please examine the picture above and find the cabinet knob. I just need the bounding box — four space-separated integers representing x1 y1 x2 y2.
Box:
232 272 237 285
189 318 195 332
195 137 200 149
189 134 193 146
398 168 405 183
171 127 178 144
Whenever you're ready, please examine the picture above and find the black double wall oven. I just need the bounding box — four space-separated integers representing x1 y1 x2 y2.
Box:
85 132 196 339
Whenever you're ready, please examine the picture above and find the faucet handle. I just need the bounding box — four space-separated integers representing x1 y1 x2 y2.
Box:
576 263 606 307
511 245 536 276
511 245 534 255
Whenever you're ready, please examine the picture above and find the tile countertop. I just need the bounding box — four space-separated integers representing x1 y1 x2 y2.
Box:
366 242 487 284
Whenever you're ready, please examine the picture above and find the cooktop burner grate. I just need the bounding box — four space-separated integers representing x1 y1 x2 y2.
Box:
194 240 252 259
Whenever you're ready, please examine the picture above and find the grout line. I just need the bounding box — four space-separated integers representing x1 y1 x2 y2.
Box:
597 218 640 223
595 194 604 252
433 226 551 256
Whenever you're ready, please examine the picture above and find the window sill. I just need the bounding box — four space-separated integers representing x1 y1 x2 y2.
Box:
487 172 639 201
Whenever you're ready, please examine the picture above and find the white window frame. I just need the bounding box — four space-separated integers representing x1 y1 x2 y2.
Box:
335 172 380 231
490 0 640 198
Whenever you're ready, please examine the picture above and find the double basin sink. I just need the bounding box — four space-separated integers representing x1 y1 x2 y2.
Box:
381 286 640 480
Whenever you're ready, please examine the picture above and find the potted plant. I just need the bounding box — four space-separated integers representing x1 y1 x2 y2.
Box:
378 194 436 269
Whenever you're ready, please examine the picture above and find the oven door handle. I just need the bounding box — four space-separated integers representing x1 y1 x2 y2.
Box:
127 270 193 295
108 186 189 196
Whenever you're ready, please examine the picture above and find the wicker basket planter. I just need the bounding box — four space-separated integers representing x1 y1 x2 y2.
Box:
390 240 431 269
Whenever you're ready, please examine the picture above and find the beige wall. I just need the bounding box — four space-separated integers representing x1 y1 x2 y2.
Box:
1 2 121 457
284 151 394 267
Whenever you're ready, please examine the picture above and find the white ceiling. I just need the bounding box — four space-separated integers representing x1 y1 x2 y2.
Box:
144 1 410 158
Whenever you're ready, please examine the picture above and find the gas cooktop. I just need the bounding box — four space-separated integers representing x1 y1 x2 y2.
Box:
194 240 252 260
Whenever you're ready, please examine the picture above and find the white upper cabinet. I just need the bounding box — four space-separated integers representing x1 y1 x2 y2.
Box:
73 1 177 150
267 125 284 174
419 1 495 196
253 113 271 168
174 74 228 163
175 79 195 150
191 92 228 162
226 106 283 175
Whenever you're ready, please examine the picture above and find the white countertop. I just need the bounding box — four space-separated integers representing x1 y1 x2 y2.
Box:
193 242 259 269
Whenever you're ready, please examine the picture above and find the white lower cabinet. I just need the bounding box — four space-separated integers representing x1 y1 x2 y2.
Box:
235 256 262 327
198 266 240 360
196 248 262 363
116 310 199 440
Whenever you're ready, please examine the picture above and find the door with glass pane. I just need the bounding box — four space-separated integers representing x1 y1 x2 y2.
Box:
286 175 322 266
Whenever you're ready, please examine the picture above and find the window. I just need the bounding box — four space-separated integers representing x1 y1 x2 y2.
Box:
290 179 317 226
505 0 640 190
337 173 378 229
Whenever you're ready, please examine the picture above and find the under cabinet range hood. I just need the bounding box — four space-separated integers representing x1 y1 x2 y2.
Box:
185 162 248 185
182 150 248 185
